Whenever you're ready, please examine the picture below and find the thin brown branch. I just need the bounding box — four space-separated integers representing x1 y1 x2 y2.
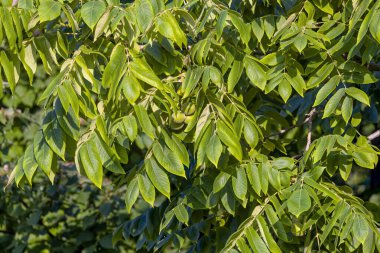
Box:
305 108 317 151
368 130 380 141
266 109 320 138
368 63 380 71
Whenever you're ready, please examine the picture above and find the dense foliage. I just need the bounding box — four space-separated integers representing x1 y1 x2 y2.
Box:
2 0 380 251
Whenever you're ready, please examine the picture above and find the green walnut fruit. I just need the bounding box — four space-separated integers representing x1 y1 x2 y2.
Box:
172 111 186 123
182 102 196 115
170 120 184 131
184 115 194 124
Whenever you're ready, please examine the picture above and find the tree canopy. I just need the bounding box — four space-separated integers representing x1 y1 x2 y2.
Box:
2 0 380 252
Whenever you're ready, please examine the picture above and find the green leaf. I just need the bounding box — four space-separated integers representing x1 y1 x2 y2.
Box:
341 72 377 84
216 10 228 40
42 111 66 160
162 131 189 167
13 158 25 187
81 1 107 30
196 123 212 168
145 157 170 199
18 0 33 9
152 142 186 178
323 88 345 118
174 204 189 225
102 44 126 89
246 226 271 253
256 216 282 253
227 60 244 93
125 178 139 213
55 99 80 141
278 78 292 103
306 62 334 88
0 51 16 93
246 164 261 195
229 13 251 45
319 202 349 244
156 12 187 47
138 174 155 206
22 144 38 184
0 8 16 49
206 134 223 167
19 44 37 85
93 6 112 41
313 75 340 106
286 70 305 96
135 0 154 32
78 138 103 188
231 167 247 201
216 120 242 161
121 73 141 105
134 104 155 139
213 172 230 193
38 0 61 22
252 19 265 41
345 87 370 106
129 58 163 89
353 151 376 169
221 184 235 215
34 130 54 183
182 67 203 98
287 188 311 217
244 56 267 90
352 215 369 244
122 115 138 142
369 9 380 43
92 133 125 174
341 96 353 124
58 80 79 116
38 68 68 105
243 120 259 148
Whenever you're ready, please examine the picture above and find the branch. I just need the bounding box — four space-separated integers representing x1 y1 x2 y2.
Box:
266 109 321 138
305 108 317 151
368 63 380 71
368 130 380 141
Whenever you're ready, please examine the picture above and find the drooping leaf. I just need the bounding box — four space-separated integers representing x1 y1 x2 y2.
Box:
145 157 170 199
231 167 247 201
244 56 267 90
345 87 370 106
38 0 61 22
134 104 155 139
152 142 186 178
42 111 67 160
102 44 126 89
138 173 155 206
206 134 223 167
81 1 107 30
135 0 154 32
287 188 311 217
125 178 139 213
78 137 103 189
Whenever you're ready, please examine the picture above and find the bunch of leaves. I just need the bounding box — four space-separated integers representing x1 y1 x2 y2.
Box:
2 0 380 251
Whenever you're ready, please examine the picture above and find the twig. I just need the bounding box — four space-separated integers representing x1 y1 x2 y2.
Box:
368 63 380 71
368 130 380 141
305 108 317 151
266 109 320 138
